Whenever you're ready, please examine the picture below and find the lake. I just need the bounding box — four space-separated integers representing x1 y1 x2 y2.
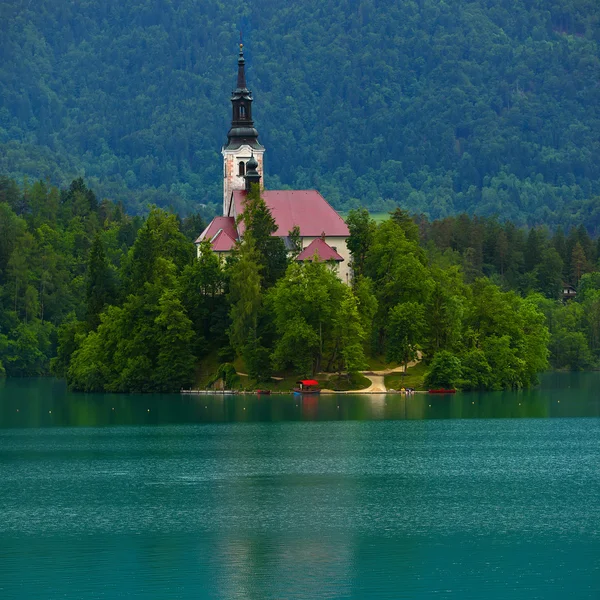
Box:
1 374 599 599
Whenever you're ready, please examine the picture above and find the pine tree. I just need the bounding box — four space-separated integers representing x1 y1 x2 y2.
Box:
571 242 588 285
154 289 196 392
240 184 287 288
86 234 115 329
228 239 262 353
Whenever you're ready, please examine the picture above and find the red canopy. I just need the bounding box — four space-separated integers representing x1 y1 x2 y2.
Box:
298 379 319 386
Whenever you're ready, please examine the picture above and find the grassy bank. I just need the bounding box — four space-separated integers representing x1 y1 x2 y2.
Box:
385 362 427 391
325 372 372 391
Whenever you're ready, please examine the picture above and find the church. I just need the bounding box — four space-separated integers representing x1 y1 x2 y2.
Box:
195 44 351 282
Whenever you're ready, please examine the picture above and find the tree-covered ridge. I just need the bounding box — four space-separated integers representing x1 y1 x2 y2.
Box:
1 1 600 226
0 176 202 379
3 175 600 389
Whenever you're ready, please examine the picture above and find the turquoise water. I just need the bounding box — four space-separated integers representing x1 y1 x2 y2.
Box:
1 375 599 599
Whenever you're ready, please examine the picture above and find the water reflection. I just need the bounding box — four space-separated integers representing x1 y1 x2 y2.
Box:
1 374 600 429
1 378 600 599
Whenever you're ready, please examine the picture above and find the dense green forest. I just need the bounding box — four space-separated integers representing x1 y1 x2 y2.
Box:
1 0 599 226
3 176 600 391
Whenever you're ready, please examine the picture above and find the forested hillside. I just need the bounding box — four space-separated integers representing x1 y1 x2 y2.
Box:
3 175 600 386
1 0 600 226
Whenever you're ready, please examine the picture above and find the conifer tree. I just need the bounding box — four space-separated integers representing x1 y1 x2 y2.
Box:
86 234 115 329
227 239 262 354
154 289 196 392
240 184 287 289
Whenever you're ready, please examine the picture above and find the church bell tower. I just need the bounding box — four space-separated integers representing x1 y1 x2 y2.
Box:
222 43 264 215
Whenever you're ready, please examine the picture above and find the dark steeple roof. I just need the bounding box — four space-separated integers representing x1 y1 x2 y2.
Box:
224 43 263 151
245 152 261 191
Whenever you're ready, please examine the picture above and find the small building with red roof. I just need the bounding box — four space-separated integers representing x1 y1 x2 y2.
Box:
295 236 344 263
196 45 351 282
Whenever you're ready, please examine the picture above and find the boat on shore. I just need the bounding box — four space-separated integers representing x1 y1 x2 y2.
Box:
293 379 321 395
256 389 271 395
428 388 456 394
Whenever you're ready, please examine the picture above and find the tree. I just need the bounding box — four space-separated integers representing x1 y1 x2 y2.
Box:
386 302 426 375
549 330 594 371
154 289 196 392
459 349 492 390
424 351 462 389
209 363 240 390
271 317 320 376
227 239 262 354
525 228 544 273
3 321 53 377
244 330 273 383
425 268 464 354
571 242 588 285
240 184 287 288
51 317 86 377
86 234 115 329
536 248 563 299
329 287 367 374
390 208 420 242
287 225 303 260
123 208 194 295
269 260 345 375
346 208 376 278
365 219 433 352
180 213 206 242
179 241 226 356
353 275 378 355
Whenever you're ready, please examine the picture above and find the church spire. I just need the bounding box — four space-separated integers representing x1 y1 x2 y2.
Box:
224 42 262 150
222 42 265 216
237 43 247 90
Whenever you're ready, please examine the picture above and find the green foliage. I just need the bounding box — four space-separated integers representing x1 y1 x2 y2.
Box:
350 214 553 389
269 260 351 375
178 241 227 357
86 234 116 329
1 1 600 225
154 289 196 392
424 352 463 390
330 287 367 374
243 332 273 383
1 320 54 377
239 184 288 288
327 372 371 391
208 363 240 390
227 239 262 353
1 174 594 392
346 209 375 279
386 302 426 368
67 209 200 392
459 350 493 390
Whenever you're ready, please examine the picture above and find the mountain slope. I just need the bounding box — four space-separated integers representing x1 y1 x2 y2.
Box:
1 0 599 226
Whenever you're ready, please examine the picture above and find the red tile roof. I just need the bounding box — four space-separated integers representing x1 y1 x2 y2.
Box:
210 229 237 252
296 237 344 262
195 216 238 244
232 190 349 238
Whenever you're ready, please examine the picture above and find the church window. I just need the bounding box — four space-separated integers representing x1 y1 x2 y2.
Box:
238 161 245 176
239 105 246 118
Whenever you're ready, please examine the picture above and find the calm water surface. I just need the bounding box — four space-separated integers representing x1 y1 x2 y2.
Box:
1 374 599 599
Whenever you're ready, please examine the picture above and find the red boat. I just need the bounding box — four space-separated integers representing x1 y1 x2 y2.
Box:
256 389 271 395
428 389 456 394
293 379 321 394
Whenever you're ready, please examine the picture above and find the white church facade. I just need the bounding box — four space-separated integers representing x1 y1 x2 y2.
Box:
196 44 351 283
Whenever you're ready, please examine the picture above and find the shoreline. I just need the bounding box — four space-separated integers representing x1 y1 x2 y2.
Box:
180 389 429 395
